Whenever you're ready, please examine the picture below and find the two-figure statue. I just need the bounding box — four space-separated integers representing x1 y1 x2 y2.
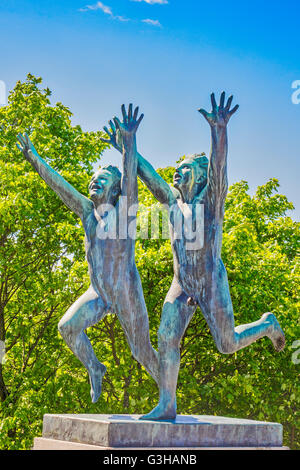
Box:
17 92 285 421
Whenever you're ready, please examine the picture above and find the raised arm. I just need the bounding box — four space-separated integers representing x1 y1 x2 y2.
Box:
112 104 144 207
17 133 93 220
136 152 176 206
101 115 175 206
198 92 239 207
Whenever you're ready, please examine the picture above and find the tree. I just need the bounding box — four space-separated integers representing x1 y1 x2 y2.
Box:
0 74 106 448
177 178 299 448
0 76 299 449
135 173 299 449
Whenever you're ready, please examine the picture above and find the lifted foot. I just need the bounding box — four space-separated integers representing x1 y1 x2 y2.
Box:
262 313 285 352
89 363 107 403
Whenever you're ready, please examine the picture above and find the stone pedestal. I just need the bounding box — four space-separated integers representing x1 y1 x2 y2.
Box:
33 414 288 450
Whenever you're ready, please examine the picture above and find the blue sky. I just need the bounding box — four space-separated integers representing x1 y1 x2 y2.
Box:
1 0 299 219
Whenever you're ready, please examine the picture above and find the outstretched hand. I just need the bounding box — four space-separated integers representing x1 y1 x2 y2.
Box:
100 119 122 153
101 104 144 150
198 92 239 129
16 133 37 157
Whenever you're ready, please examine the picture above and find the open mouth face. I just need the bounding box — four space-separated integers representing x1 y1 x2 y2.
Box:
89 182 104 194
89 170 112 198
173 172 182 183
173 162 193 188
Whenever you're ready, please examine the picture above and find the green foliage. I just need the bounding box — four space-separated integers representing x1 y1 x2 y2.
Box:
178 178 299 447
0 75 299 449
0 74 107 449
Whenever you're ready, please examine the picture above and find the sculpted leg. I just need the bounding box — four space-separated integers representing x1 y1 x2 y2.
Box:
116 271 159 385
58 286 109 403
199 261 285 354
141 278 196 421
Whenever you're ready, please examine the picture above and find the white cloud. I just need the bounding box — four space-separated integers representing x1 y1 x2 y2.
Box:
132 0 168 4
79 2 130 21
79 2 112 14
115 16 130 22
0 341 5 364
79 1 165 25
142 18 162 27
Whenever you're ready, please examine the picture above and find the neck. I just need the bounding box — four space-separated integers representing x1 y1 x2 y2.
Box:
179 181 206 204
92 196 117 215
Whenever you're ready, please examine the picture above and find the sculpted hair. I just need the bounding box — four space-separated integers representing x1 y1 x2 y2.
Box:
101 165 122 194
188 154 209 172
182 154 209 188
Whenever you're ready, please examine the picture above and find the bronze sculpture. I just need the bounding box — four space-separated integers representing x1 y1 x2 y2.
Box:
17 93 285 421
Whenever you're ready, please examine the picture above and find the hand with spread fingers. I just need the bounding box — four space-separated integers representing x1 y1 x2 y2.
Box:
198 91 239 129
101 119 122 153
101 104 144 149
16 132 38 159
114 103 144 141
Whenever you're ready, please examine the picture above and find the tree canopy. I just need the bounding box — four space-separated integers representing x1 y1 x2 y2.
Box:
0 75 299 449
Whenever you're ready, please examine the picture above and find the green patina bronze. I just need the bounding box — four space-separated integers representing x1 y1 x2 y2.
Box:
17 94 285 421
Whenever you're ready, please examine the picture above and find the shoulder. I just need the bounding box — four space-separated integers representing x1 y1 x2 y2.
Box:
81 197 94 221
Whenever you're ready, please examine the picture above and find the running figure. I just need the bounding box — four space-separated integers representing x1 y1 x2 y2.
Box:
17 104 158 403
103 93 285 420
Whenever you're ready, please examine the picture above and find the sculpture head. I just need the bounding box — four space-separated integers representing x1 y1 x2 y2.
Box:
89 165 122 207
173 154 208 200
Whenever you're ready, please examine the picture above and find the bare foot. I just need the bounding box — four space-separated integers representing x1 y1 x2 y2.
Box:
89 363 107 403
262 313 285 352
140 401 176 421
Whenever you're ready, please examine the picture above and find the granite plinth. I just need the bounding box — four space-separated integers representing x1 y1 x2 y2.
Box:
33 437 288 450
38 414 283 448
